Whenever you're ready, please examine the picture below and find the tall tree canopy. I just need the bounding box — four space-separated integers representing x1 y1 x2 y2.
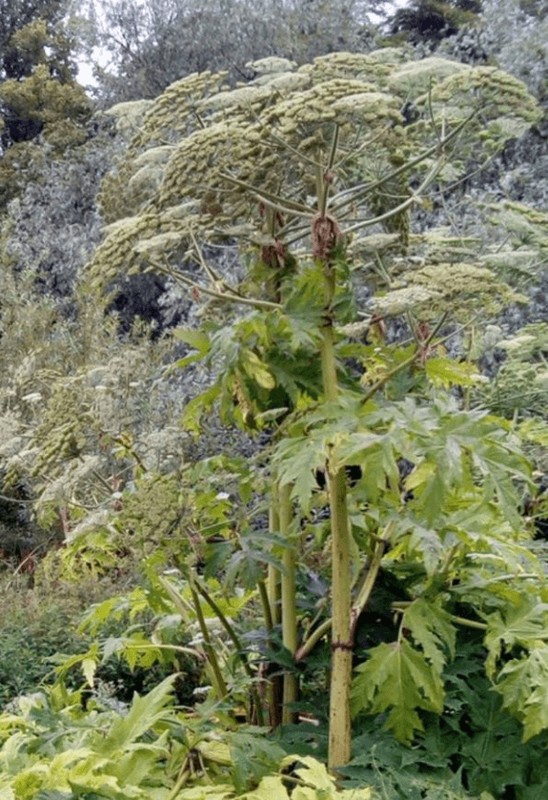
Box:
0 0 66 79
83 0 383 103
0 0 92 205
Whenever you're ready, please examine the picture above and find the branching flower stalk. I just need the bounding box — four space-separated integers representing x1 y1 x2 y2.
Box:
150 255 282 312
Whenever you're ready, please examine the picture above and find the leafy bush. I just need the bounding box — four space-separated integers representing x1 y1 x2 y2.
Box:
0 584 84 707
344 640 548 799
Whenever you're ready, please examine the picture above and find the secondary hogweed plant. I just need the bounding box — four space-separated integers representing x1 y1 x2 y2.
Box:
0 48 547 798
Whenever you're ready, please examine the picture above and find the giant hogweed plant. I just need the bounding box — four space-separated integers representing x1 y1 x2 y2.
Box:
0 269 188 553
28 50 548 778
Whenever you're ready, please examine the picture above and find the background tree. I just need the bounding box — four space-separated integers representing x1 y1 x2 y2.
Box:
387 0 482 46
0 0 66 77
0 0 93 207
82 0 381 103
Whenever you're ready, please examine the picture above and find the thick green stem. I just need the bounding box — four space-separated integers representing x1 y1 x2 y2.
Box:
320 261 353 770
279 481 298 724
296 618 332 662
167 762 191 800
296 524 394 662
326 464 352 769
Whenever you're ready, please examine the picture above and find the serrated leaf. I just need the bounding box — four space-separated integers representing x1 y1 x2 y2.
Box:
177 787 235 799
230 733 286 794
417 470 447 525
242 350 276 390
425 357 487 388
407 525 445 576
293 755 335 791
330 432 382 471
472 441 532 530
173 327 211 353
196 739 232 766
405 461 436 491
96 675 176 755
181 384 221 434
485 599 548 676
173 327 211 368
520 779 548 800
243 775 290 800
494 646 548 741
273 436 327 512
339 789 372 799
402 599 456 672
352 640 444 743
81 657 96 688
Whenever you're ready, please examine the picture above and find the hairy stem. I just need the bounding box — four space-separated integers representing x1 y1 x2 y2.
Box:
279 481 298 724
319 256 353 769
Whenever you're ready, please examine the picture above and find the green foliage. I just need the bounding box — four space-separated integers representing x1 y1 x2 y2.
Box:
0 676 180 798
352 638 446 743
0 664 370 799
345 642 548 799
0 62 91 140
76 47 547 767
0 271 189 552
388 0 481 46
0 586 85 708
240 755 374 799
0 2 67 80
